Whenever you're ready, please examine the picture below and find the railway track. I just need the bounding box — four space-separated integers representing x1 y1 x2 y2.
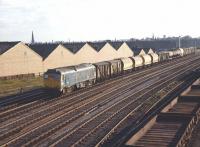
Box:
0 55 192 111
0 57 191 145
97 72 199 147
0 88 46 106
124 78 200 147
0 55 199 145
0 88 50 112
50 60 200 147
0 55 195 124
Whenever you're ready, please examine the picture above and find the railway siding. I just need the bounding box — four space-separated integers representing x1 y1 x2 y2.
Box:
0 54 200 147
125 77 200 147
0 55 193 145
50 55 200 147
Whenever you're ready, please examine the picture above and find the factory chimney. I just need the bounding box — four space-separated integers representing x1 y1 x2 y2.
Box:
31 31 35 44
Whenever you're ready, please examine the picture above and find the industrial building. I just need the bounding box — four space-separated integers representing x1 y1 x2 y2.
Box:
109 41 134 58
0 40 156 78
0 42 43 77
68 42 98 65
90 42 119 62
126 41 146 55
117 42 134 58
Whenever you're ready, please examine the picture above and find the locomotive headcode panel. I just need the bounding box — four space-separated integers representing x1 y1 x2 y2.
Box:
44 69 61 90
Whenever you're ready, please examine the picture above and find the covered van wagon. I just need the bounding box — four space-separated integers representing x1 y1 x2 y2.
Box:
93 61 111 81
108 59 123 76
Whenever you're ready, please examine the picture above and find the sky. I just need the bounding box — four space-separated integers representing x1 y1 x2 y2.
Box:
0 0 200 42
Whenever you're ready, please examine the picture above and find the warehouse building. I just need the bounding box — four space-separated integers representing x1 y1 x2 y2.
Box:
143 48 155 54
62 42 85 65
0 42 43 77
0 40 148 78
109 41 123 51
88 42 118 62
63 42 98 65
148 48 155 54
117 42 134 58
126 41 145 55
29 43 60 71
29 43 85 71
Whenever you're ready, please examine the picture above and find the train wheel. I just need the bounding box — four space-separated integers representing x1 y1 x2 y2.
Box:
62 88 66 94
66 87 73 93
93 79 96 84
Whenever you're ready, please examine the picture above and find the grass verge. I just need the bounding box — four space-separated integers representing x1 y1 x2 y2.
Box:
0 77 44 97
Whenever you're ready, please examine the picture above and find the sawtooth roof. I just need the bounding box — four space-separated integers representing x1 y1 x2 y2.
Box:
62 42 85 53
108 41 124 50
126 41 143 55
28 43 59 59
0 41 20 55
87 41 107 52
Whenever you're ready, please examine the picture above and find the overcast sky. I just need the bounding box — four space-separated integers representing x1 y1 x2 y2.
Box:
0 0 200 42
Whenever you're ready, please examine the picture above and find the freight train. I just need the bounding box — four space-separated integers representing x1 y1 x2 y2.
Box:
44 48 196 93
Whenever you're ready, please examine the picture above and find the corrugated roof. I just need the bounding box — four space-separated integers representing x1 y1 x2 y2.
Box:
87 41 107 52
108 41 124 50
62 42 85 53
28 43 59 59
0 41 20 55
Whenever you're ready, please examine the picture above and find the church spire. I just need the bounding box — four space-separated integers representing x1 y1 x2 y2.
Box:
31 31 35 44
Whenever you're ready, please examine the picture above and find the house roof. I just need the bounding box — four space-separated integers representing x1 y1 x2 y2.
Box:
0 41 20 55
108 41 124 50
62 42 85 53
87 41 107 52
28 43 59 59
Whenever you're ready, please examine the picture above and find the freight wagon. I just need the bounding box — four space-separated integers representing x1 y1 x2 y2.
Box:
169 48 184 58
140 54 152 66
44 48 195 93
158 52 170 62
130 56 143 69
93 61 111 82
108 59 123 76
120 57 134 72
149 53 159 63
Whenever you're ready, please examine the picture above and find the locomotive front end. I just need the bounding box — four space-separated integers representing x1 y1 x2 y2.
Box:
44 69 62 92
